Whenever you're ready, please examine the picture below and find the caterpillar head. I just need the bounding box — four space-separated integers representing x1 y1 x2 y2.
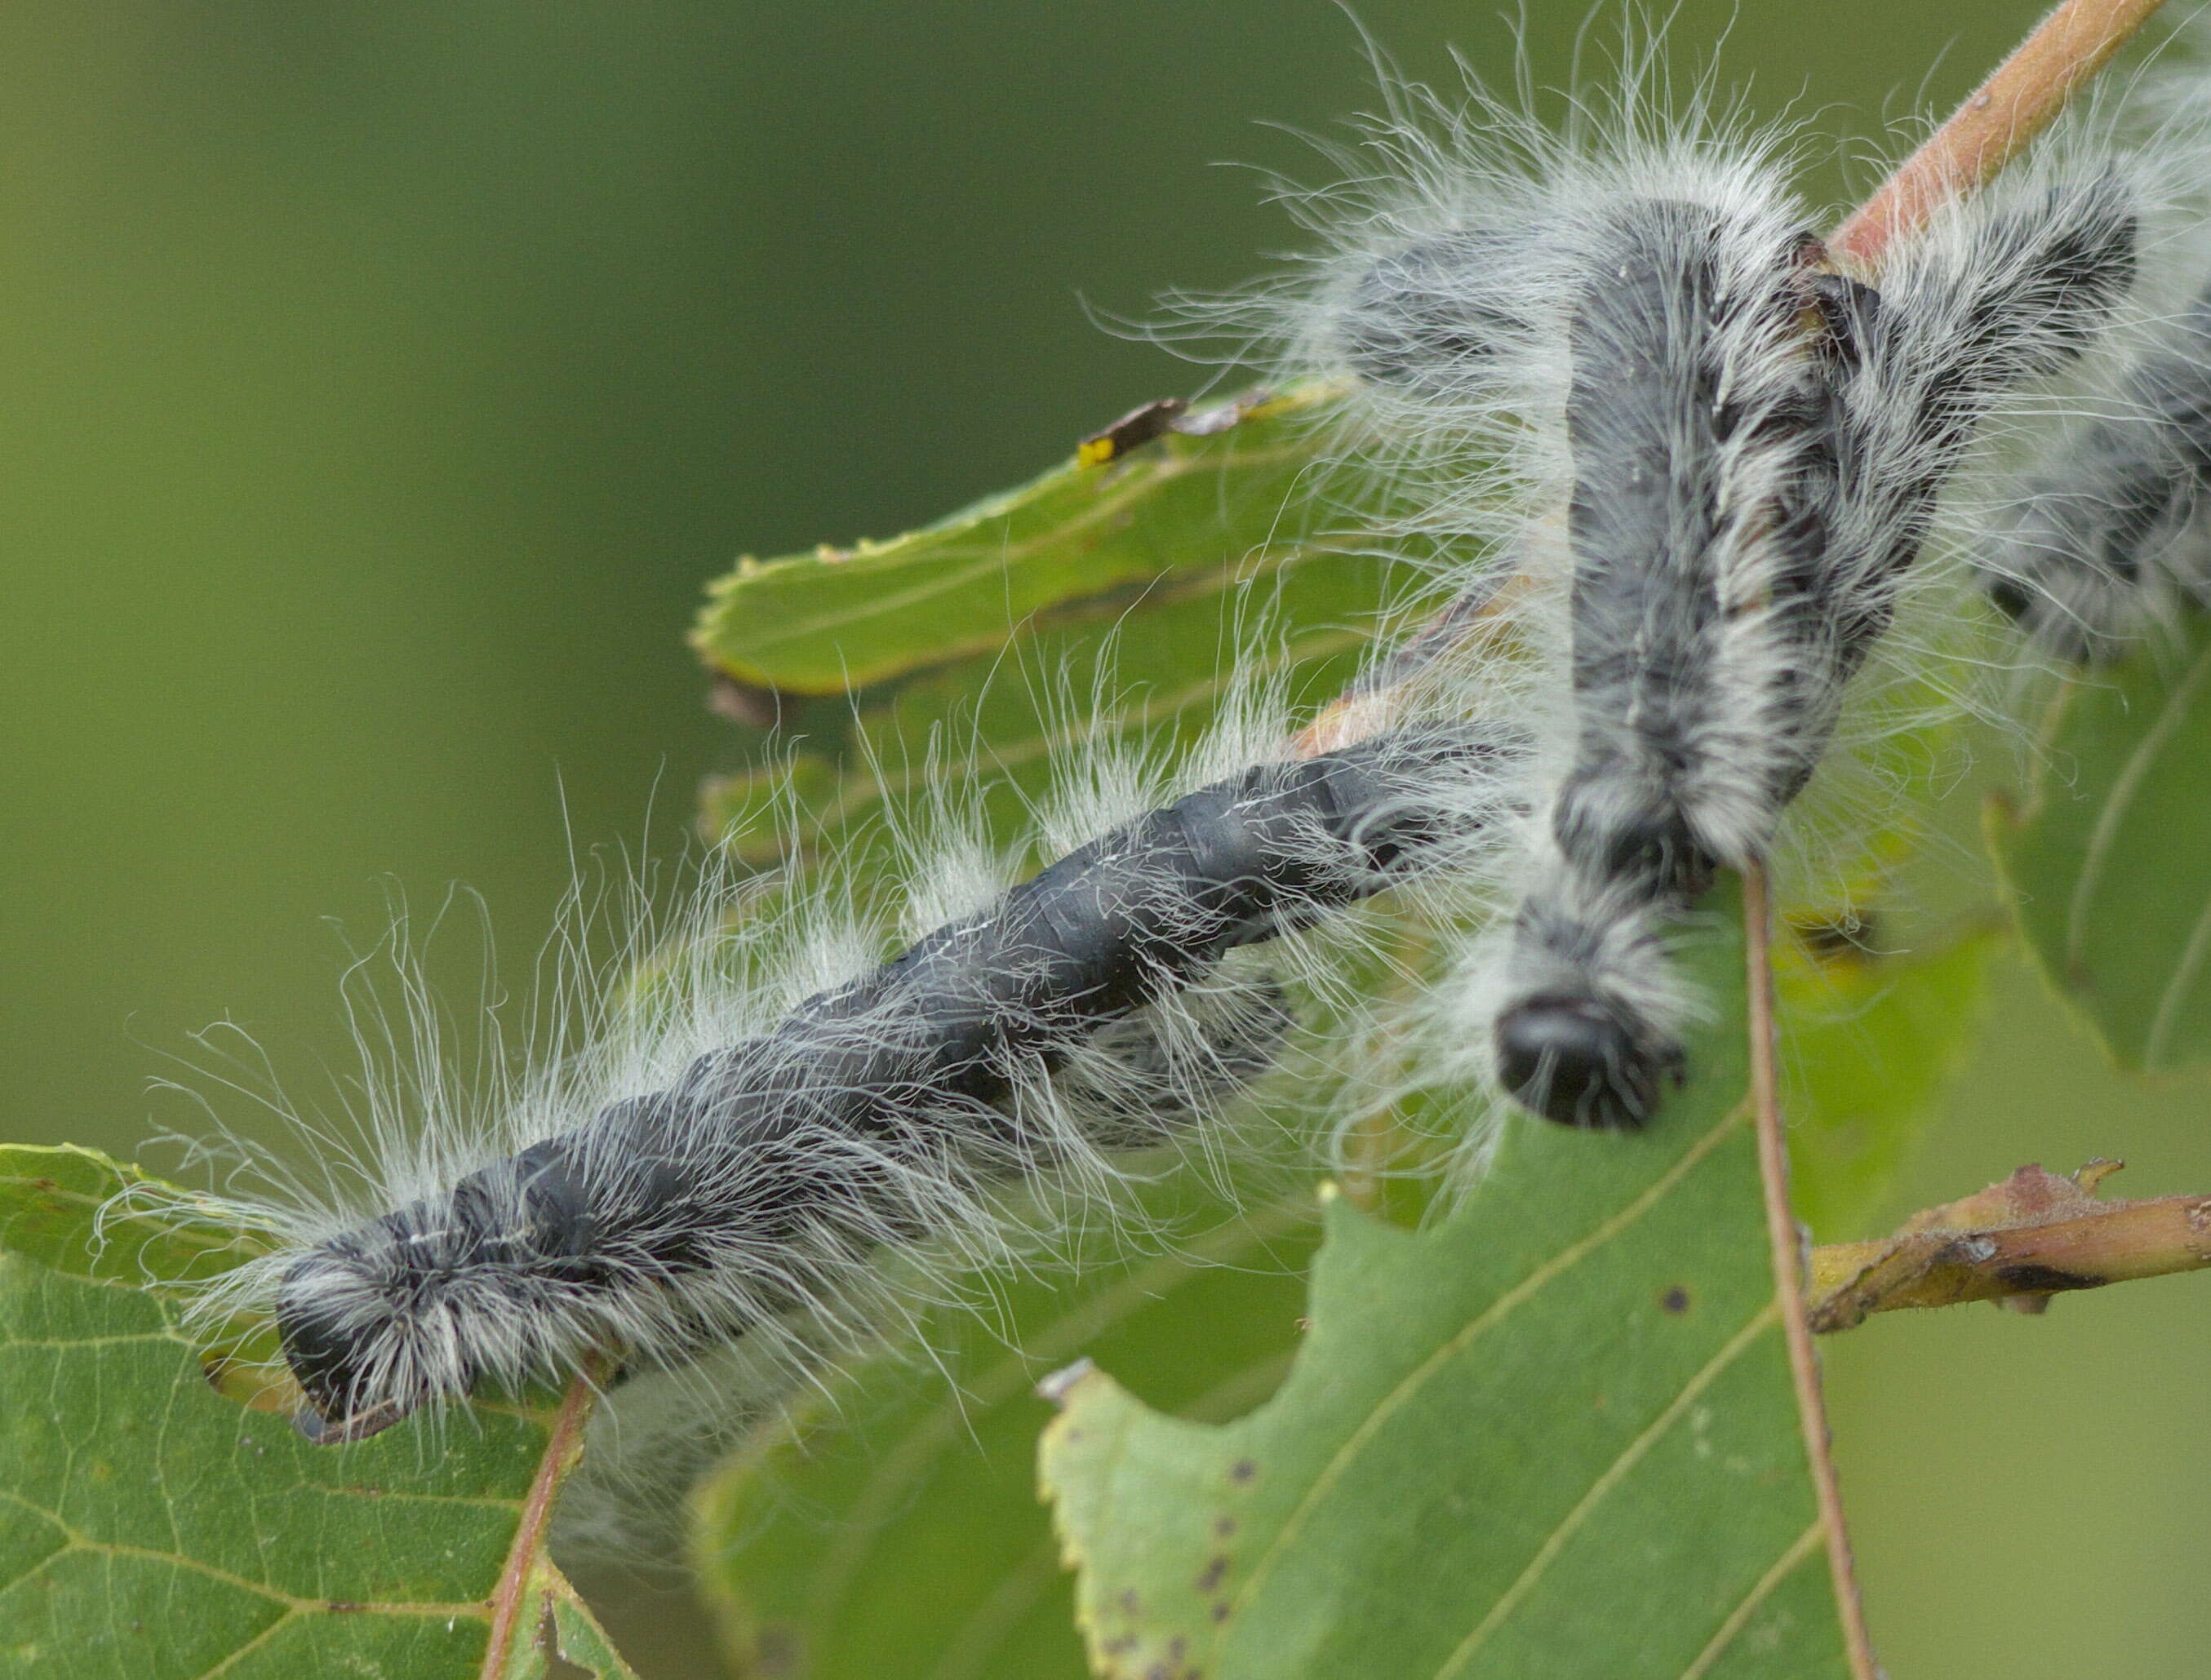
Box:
276 1235 459 1443
1492 991 1685 1132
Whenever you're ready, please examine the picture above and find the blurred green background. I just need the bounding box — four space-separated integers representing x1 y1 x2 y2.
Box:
6 2 2207 1676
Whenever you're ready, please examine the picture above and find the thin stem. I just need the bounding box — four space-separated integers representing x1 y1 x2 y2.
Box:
1829 0 2170 268
479 1364 604 1680
1741 859 1880 1680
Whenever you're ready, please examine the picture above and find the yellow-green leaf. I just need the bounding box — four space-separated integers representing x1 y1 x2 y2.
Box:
691 391 1352 696
1990 616 2211 1071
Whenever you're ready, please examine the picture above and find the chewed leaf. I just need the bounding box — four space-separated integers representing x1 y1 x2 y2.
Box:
0 1181 627 1678
688 1177 1320 1680
685 898 1967 1680
690 389 1350 696
0 1144 263 1288
704 546 1401 868
1991 614 2211 1071
1038 906 1851 1680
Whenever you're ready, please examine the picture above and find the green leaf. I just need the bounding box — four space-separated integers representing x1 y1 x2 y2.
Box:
690 391 1350 696
1780 926 1998 1240
1990 615 2211 1071
0 1153 633 1680
1037 906 1852 1680
689 1177 1320 1680
712 548 1399 869
0 1144 262 1290
697 410 1412 870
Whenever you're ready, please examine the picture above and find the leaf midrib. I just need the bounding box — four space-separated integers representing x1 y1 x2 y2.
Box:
1223 1106 1750 1632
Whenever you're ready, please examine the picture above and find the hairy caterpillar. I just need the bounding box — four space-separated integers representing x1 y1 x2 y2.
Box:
156 721 1518 1443
1213 67 2182 1129
1982 270 2211 660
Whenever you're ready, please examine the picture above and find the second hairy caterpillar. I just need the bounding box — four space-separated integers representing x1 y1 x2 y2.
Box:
1223 64 2168 1128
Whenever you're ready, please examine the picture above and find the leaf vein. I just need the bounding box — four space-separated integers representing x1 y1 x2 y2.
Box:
1224 1106 1748 1626
1428 1301 1783 1680
2141 868 2211 1067
2063 636 2211 969
1676 1521 1827 1680
801 1200 1313 1625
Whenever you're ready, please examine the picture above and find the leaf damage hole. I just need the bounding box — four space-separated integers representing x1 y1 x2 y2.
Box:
535 1602 595 1680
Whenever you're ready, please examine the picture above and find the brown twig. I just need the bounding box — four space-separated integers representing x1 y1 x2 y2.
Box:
1809 1160 2211 1331
1830 0 2170 268
479 1364 605 1680
1742 860 1880 1680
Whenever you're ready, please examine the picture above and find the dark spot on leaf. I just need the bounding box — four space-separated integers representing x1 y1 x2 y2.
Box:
1195 1556 1228 1592
1229 1459 1256 1483
1214 1517 1236 1538
1212 1601 1232 1622
30 1178 56 1191
1170 1636 1187 1660
1660 1285 1691 1314
1121 1589 1142 1615
1103 1634 1137 1656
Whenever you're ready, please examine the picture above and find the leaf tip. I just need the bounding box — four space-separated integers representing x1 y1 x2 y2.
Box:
1036 1355 1097 1408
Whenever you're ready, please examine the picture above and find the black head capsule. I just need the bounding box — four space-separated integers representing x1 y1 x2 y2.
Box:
1493 994 1686 1132
276 1248 433 1443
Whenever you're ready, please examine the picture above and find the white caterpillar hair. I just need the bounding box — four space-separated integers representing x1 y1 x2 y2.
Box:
123 668 1527 1449
1168 38 2211 1129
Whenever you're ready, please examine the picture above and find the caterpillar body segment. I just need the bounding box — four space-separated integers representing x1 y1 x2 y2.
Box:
1828 169 2142 668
